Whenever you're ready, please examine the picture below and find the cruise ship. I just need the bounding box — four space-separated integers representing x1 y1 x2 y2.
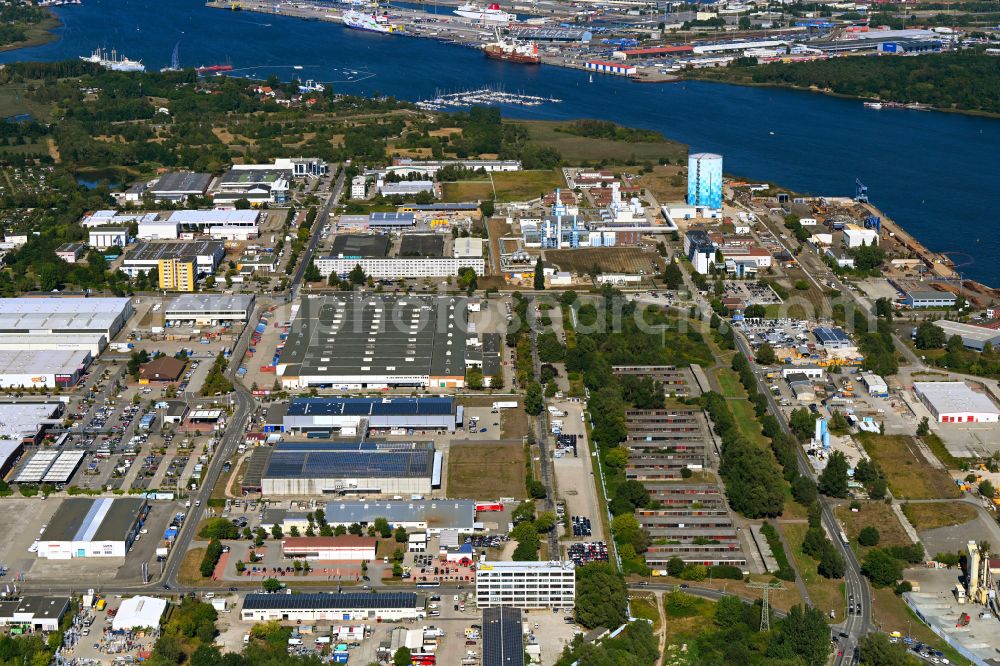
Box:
454 3 513 23
343 8 402 33
80 48 145 73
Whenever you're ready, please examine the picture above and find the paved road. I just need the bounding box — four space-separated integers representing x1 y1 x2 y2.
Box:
527 296 559 559
291 166 346 300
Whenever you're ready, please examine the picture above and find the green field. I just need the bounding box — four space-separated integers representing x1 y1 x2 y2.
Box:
784 522 846 624
439 169 565 203
510 119 687 163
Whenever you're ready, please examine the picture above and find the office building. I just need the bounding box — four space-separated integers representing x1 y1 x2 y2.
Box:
351 175 368 199
37 497 149 559
275 295 469 390
240 593 422 622
165 294 255 325
684 229 717 274
122 240 225 291
214 167 290 205
914 382 1000 423
475 561 576 609
483 607 525 666
687 153 723 210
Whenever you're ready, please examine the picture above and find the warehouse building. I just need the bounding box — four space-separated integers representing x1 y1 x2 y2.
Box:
0 349 92 388
122 240 225 291
0 296 133 354
276 295 470 390
276 397 458 434
903 290 957 309
476 561 576 609
0 402 64 445
0 440 24 480
137 210 261 242
37 497 148 559
165 294 256 325
0 597 70 632
88 227 129 250
281 536 378 561
813 326 854 351
253 440 441 496
240 592 422 623
483 607 525 666
214 167 290 205
378 181 435 197
914 382 1000 424
931 320 1000 351
860 372 889 397
111 597 167 631
323 500 476 534
15 449 86 485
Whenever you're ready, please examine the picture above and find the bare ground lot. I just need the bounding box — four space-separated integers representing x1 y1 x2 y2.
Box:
546 247 663 275
835 501 912 548
447 442 526 500
859 434 962 500
902 501 977 531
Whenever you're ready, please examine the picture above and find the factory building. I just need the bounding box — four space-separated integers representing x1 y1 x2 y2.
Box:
37 497 148 559
148 171 212 203
281 536 378 561
240 593 422 623
476 561 576 609
914 382 1000 424
165 294 256 325
276 295 469 390
842 224 879 248
250 440 441 496
388 158 521 177
931 320 1000 351
0 349 91 388
0 296 133 355
378 181 435 197
275 397 459 434
687 153 723 210
136 210 260 242
322 500 476 534
813 326 853 351
214 167 290 205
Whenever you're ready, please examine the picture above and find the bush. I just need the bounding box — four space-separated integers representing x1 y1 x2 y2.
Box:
858 526 880 547
198 517 240 540
199 539 223 578
760 522 796 581
708 565 745 580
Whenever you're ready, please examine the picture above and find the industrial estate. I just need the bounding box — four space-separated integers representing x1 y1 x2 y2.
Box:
0 10 997 664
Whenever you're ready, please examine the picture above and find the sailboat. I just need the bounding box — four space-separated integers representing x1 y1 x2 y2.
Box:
160 42 181 72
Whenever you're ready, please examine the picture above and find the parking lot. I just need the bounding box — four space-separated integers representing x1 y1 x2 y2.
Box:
723 279 782 306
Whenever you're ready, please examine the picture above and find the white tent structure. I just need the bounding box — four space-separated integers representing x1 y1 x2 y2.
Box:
111 596 167 631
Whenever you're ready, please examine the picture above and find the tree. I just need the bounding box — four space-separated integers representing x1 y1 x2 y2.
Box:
270 524 282 539
393 647 413 666
667 557 685 577
611 513 648 554
534 257 545 290
859 526 881 547
303 259 321 283
818 451 849 498
348 264 367 285
980 479 995 498
914 321 946 349
792 476 818 506
755 342 776 365
662 261 683 290
818 543 846 579
373 517 392 538
858 632 921 666
575 563 628 629
524 381 543 415
559 290 578 306
772 605 832 666
916 416 930 436
862 548 903 587
789 408 817 441
262 577 282 593
394 526 408 543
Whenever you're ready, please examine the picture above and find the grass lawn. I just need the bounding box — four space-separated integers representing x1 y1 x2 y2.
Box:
492 169 565 201
715 368 742 398
728 397 769 448
441 180 493 202
510 120 686 164
447 442 526 499
835 501 912 551
177 547 210 586
630 594 662 632
901 501 977 531
546 247 663 275
858 434 961 500
783 522 846 623
872 587 971 665
663 590 715 638
637 165 688 203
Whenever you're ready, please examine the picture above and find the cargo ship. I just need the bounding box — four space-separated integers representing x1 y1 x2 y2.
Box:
196 64 234 74
483 32 540 64
343 8 402 33
454 2 513 23
79 48 145 73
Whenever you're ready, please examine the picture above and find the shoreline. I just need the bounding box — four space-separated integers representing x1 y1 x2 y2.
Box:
679 74 1000 121
0 12 61 54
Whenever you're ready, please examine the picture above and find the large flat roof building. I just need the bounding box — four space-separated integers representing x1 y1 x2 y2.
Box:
276 295 470 390
149 171 212 203
255 440 441 496
122 240 225 277
0 297 132 354
277 397 458 434
38 497 148 559
241 592 421 622
0 596 70 632
931 320 1000 352
165 294 255 325
0 402 64 444
483 607 525 666
914 382 1000 424
323 499 476 534
0 349 91 388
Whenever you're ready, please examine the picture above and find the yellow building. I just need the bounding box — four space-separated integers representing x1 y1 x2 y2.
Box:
158 258 196 292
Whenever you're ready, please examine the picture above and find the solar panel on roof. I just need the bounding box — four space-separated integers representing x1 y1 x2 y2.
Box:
242 592 416 611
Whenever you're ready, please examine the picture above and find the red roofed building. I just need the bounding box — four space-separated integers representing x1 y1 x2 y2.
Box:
615 45 694 59
281 536 378 561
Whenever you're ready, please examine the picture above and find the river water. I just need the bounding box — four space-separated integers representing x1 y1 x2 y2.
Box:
4 0 999 284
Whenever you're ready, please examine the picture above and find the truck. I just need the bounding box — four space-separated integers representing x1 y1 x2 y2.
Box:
548 406 567 417
110 342 134 353
211 599 229 612
492 401 518 410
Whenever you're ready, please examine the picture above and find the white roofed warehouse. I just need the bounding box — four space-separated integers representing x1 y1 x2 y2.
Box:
240 592 422 622
914 382 1000 423
37 497 148 559
0 296 133 354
